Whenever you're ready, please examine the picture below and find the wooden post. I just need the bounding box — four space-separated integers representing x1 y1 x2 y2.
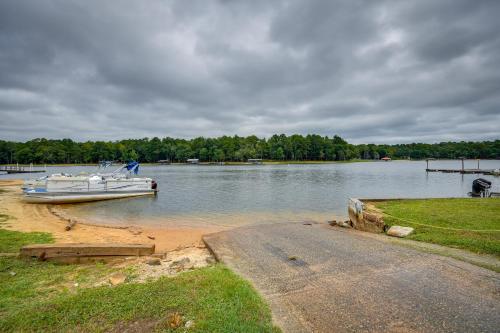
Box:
426 159 429 170
477 159 480 170
461 158 464 172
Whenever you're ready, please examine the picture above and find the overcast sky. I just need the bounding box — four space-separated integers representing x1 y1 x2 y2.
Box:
0 0 499 143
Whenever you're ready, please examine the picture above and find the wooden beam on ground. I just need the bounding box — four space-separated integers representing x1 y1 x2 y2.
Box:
20 243 155 261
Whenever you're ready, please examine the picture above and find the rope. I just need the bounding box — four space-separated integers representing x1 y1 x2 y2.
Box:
383 212 500 233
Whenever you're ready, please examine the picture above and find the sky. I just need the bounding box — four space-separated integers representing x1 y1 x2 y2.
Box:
0 0 499 144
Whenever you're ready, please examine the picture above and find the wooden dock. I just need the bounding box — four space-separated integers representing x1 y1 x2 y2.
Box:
426 168 499 175
425 158 499 176
0 165 45 174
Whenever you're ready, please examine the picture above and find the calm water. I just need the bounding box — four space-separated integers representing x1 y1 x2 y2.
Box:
3 160 500 228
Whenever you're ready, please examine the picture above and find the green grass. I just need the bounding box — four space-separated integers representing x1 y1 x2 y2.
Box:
0 227 279 332
0 259 279 332
0 257 129 316
374 198 500 256
0 227 53 253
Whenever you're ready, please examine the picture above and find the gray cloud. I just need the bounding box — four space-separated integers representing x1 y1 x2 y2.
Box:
0 0 499 143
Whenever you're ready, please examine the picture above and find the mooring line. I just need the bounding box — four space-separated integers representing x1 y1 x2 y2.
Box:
383 213 500 233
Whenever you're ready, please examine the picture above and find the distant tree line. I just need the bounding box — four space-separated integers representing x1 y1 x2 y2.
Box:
0 136 498 164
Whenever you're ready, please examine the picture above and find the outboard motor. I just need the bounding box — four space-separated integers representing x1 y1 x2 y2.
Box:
470 178 491 197
151 180 158 192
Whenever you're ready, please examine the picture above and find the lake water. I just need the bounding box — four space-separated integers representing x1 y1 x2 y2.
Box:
3 160 500 228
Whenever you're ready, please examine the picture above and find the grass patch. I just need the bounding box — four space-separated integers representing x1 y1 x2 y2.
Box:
0 228 279 332
0 257 128 317
0 258 279 332
0 228 53 253
374 198 500 256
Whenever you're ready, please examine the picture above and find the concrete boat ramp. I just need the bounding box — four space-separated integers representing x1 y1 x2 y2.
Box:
203 222 500 333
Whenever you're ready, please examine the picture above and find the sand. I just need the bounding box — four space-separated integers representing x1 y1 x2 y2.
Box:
0 180 219 253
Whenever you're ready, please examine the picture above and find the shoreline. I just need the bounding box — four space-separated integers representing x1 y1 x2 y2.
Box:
0 159 406 168
0 180 218 253
2 158 499 168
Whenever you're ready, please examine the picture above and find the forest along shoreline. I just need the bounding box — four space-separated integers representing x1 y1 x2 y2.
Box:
1 136 498 165
0 179 220 253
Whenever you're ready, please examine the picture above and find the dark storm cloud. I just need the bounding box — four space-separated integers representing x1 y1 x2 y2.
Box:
0 0 499 143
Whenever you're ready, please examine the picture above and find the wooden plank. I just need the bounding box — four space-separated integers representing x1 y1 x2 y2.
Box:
20 243 155 259
43 256 138 264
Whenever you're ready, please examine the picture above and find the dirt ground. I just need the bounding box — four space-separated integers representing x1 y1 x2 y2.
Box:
0 180 219 254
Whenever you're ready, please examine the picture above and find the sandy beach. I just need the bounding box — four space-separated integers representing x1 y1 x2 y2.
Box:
0 180 218 253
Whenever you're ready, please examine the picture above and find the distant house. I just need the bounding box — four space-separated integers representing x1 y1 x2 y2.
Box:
248 158 263 165
187 158 199 164
381 157 391 161
157 159 170 165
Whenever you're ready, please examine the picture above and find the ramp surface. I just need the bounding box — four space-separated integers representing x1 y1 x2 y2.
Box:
204 222 500 333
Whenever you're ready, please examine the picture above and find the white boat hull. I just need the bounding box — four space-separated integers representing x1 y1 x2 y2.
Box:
24 190 155 204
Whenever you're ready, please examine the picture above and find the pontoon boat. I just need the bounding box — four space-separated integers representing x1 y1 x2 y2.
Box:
23 162 157 204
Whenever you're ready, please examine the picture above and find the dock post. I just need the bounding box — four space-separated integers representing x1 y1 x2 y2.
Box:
425 158 434 171
459 157 465 173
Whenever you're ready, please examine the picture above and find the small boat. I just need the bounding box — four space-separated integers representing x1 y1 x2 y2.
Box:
23 162 158 204
468 178 500 198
